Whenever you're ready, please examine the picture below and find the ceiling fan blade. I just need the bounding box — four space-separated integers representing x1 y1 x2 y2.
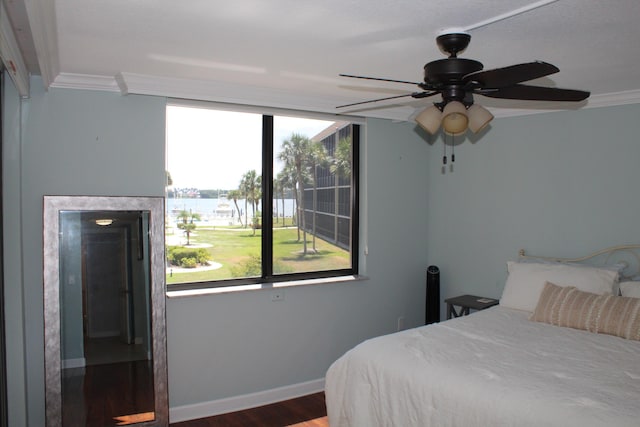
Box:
464 61 559 88
479 84 590 101
339 73 422 86
336 91 438 108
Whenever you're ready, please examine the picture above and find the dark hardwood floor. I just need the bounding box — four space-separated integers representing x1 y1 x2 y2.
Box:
171 392 328 427
63 357 327 426
62 360 155 426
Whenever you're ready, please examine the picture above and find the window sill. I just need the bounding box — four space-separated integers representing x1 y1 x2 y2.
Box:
166 274 368 299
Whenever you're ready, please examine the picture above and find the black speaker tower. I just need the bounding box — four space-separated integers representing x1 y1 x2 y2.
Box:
426 266 440 324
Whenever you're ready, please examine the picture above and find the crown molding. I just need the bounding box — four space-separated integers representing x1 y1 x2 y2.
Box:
0 1 30 97
115 72 415 121
22 0 59 89
584 89 640 109
116 72 337 109
488 89 640 119
43 71 640 122
51 73 120 92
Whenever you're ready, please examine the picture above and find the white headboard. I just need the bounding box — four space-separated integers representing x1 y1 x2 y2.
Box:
518 244 640 281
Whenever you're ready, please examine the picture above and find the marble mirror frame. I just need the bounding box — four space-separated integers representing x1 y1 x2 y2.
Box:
43 196 168 426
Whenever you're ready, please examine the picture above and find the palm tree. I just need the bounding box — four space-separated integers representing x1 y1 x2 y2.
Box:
278 133 313 254
165 170 174 198
239 172 250 228
176 209 201 245
240 169 262 231
331 136 352 180
276 168 295 227
242 169 261 222
273 179 281 224
330 136 352 245
252 174 262 216
308 141 328 252
227 189 243 226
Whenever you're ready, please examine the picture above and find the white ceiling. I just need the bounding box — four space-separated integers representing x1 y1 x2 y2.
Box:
5 0 640 121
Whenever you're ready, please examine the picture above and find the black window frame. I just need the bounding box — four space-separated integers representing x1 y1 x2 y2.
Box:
167 111 360 291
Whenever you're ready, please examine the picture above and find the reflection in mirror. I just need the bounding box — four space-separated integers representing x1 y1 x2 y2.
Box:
60 210 154 424
44 197 167 427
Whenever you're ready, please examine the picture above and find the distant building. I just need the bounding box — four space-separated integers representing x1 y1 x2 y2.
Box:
301 122 353 250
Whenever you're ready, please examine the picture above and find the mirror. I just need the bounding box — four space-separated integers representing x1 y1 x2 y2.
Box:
44 196 168 426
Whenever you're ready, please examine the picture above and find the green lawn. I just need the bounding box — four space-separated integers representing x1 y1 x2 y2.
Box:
166 225 350 285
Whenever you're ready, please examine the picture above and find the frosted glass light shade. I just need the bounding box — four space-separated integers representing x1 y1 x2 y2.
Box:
415 105 442 134
467 104 494 133
442 101 468 135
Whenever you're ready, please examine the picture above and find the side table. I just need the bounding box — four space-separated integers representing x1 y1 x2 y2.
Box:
444 294 499 319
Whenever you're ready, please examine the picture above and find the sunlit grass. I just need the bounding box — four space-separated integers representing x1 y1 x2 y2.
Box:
166 226 350 285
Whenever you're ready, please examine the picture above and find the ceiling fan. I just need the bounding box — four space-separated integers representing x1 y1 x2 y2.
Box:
338 32 590 135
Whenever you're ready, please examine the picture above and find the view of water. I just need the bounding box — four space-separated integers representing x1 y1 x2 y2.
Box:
166 197 296 222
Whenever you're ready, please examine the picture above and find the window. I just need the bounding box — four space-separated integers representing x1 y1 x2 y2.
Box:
166 104 359 289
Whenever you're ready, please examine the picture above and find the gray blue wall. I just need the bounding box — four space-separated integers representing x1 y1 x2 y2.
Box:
3 76 166 425
425 104 640 310
3 76 430 425
3 68 28 427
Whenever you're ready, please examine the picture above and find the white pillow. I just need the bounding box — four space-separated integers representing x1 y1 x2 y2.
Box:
620 281 640 298
500 261 619 312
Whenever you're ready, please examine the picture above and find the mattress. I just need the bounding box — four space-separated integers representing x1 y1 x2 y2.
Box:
325 306 640 427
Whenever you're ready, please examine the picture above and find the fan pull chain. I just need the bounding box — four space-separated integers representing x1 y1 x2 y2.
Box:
451 134 455 163
443 136 447 165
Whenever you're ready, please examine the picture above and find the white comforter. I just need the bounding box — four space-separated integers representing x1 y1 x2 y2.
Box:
325 306 640 427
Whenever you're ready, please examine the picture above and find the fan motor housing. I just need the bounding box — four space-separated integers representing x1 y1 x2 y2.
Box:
424 58 483 86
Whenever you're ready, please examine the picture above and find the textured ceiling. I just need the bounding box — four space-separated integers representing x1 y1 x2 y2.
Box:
5 0 640 121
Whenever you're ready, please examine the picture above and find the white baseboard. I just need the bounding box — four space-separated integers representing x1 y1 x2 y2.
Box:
169 378 325 423
62 357 86 369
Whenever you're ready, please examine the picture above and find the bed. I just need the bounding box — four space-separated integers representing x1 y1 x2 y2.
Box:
325 245 640 427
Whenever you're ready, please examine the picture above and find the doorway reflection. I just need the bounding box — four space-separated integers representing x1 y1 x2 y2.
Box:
59 210 155 426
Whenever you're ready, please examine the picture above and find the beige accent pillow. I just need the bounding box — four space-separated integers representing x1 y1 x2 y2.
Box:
531 281 640 341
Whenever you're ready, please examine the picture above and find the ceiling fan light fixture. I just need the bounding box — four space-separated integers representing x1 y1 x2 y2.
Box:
467 104 494 133
442 101 468 135
415 105 442 134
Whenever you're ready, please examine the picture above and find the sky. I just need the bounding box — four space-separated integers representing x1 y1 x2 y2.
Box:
166 105 335 190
